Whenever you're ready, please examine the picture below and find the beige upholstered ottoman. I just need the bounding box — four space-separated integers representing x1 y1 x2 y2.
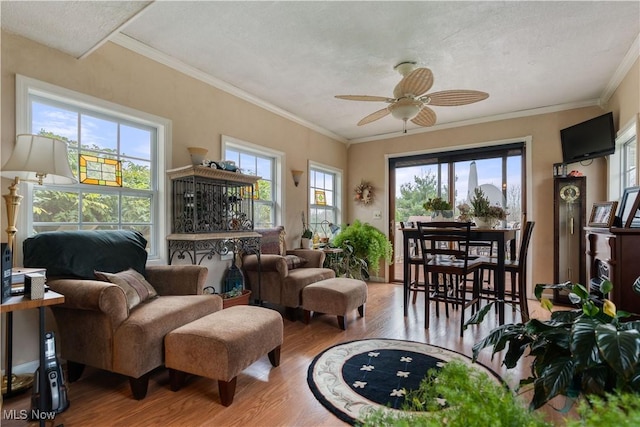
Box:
164 305 283 406
302 278 367 330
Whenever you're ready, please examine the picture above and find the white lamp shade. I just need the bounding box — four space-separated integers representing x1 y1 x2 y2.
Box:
389 99 422 121
1 134 77 184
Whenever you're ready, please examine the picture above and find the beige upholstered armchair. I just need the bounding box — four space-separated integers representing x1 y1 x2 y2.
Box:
23 230 221 400
242 227 335 310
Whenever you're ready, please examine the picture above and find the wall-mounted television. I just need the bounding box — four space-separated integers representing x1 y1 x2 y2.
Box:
560 112 615 164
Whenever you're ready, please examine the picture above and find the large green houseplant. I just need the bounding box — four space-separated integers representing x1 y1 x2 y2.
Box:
468 280 640 410
332 220 392 279
362 361 551 427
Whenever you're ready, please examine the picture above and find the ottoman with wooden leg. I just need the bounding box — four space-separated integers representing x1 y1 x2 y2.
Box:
164 305 283 406
302 278 367 330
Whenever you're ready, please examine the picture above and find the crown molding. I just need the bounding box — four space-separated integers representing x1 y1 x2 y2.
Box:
110 33 347 144
601 32 640 103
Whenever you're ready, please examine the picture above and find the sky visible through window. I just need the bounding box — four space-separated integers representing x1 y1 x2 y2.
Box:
32 101 151 162
396 157 520 206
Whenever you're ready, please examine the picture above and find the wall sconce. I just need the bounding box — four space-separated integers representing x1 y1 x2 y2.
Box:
291 169 304 187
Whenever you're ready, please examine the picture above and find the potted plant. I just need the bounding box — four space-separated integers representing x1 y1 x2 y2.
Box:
423 197 454 221
467 280 640 410
459 188 507 227
332 220 393 279
301 211 313 248
221 286 252 308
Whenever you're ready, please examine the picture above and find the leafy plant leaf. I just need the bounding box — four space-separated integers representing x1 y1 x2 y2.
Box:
634 276 640 295
595 324 640 379
538 356 575 406
571 318 601 368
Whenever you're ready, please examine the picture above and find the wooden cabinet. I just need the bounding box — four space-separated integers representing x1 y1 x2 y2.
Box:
585 227 640 314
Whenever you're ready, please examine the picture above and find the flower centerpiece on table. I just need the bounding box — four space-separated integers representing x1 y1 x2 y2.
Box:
459 188 507 227
422 197 454 220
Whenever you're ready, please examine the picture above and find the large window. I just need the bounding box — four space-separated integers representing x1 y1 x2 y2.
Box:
390 142 525 282
15 75 169 260
223 136 281 228
309 164 342 237
392 143 524 225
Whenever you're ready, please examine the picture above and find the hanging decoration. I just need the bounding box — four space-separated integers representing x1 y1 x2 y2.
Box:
354 180 374 205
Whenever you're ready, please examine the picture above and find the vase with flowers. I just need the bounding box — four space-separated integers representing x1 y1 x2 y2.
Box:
422 197 454 221
458 188 507 228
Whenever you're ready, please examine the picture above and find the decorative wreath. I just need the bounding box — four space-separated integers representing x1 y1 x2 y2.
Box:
354 180 374 205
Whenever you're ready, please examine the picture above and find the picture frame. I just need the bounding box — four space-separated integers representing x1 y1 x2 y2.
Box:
588 201 618 228
617 186 640 228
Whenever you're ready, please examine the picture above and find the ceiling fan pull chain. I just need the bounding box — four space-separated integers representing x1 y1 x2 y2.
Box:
403 119 407 134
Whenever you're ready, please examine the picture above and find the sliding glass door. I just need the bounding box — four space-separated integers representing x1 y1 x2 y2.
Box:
390 143 525 283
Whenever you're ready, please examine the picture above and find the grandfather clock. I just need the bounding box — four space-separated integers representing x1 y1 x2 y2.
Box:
553 176 587 303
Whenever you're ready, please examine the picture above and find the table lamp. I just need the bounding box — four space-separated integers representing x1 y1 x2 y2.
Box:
1 134 77 255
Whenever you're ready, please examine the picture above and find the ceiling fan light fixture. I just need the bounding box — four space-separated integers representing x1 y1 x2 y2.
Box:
389 99 422 121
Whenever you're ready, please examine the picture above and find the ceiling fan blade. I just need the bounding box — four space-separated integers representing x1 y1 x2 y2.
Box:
425 90 489 106
335 95 394 102
393 67 434 98
411 107 437 127
357 108 390 126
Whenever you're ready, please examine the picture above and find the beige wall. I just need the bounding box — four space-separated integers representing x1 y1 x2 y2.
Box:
607 58 640 131
0 32 347 368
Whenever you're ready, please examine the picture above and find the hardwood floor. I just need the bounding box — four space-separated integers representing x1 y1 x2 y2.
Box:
2 282 570 426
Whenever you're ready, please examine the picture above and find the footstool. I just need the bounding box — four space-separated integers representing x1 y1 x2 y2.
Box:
302 278 367 330
164 305 283 406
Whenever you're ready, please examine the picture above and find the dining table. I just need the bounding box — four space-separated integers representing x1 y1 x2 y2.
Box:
400 224 518 325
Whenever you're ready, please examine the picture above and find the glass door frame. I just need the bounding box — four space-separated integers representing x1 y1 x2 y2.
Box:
388 139 529 283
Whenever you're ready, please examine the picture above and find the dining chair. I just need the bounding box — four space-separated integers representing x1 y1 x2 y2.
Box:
416 221 484 336
481 221 535 322
400 222 425 304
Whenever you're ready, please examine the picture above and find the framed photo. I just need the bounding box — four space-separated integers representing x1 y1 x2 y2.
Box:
588 201 618 228
617 186 640 228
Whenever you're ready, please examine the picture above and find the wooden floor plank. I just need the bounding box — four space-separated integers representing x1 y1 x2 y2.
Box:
1 282 569 426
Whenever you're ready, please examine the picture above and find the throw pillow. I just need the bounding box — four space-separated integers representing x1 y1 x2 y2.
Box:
256 226 285 255
284 254 308 270
95 268 158 310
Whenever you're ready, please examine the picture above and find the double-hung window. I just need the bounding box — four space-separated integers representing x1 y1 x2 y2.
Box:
15 75 169 260
223 136 281 228
309 164 342 237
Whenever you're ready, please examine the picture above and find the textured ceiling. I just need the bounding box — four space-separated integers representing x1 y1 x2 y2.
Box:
2 1 639 142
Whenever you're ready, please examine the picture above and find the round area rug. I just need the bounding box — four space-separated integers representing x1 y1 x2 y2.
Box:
307 338 501 425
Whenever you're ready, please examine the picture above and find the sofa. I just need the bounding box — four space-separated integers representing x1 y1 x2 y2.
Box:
23 230 221 399
241 226 335 310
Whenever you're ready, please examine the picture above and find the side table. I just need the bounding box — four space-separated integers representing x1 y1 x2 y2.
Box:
1 290 65 426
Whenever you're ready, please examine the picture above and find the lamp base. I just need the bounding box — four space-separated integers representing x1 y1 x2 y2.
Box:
2 373 34 397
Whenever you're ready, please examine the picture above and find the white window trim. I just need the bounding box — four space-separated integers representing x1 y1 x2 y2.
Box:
221 135 284 227
15 75 172 264
608 114 639 200
309 160 343 227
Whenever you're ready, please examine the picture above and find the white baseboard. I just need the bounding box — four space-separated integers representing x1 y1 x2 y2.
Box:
1 359 40 376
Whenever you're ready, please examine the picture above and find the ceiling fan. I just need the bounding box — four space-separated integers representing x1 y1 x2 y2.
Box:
335 61 489 132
